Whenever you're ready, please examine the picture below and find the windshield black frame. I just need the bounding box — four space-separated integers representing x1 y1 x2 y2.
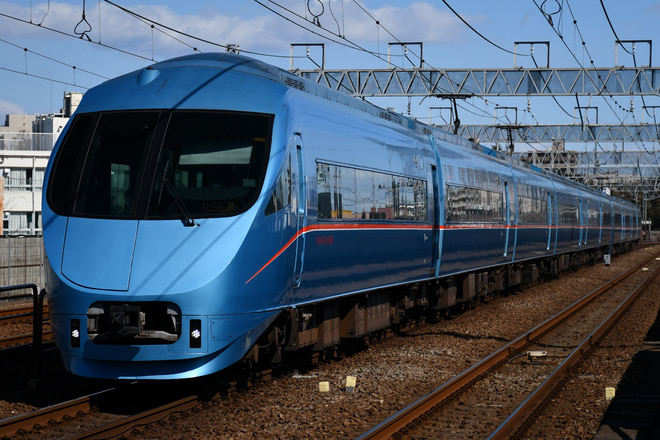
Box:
47 110 274 221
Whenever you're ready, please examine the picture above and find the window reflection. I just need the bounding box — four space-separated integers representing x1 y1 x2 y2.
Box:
446 185 504 224
317 162 428 221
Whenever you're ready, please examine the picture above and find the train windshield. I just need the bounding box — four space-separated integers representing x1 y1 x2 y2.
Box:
47 110 273 221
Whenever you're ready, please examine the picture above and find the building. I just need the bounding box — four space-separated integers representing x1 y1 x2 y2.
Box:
0 92 82 235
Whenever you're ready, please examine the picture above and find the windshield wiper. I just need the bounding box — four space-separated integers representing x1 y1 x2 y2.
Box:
159 161 198 227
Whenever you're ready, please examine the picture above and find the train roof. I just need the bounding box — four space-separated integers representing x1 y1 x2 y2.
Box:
149 53 483 148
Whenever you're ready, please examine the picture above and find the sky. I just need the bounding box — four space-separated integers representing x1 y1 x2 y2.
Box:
1 0 660 147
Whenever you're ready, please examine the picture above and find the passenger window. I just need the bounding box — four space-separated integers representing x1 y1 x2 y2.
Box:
316 162 428 222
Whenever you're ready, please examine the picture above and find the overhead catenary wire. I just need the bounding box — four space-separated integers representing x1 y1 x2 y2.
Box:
104 0 298 60
347 0 513 126
255 0 395 64
534 0 658 172
0 65 90 89
439 0 528 57
0 37 109 80
532 1 636 126
0 9 155 62
599 0 652 119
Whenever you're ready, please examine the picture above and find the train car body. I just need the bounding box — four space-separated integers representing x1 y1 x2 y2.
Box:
42 53 640 380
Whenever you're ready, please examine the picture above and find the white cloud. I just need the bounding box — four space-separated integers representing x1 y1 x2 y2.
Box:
343 2 473 44
0 100 27 124
0 1 477 56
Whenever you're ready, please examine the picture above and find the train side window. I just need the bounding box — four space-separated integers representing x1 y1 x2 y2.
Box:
518 196 548 224
265 155 291 216
316 162 427 222
588 208 599 227
558 202 579 225
317 163 342 219
446 185 504 224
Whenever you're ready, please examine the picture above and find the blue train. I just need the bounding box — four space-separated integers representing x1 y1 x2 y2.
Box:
42 53 640 380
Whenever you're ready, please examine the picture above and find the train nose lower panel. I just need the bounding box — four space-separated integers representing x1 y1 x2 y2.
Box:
61 218 138 291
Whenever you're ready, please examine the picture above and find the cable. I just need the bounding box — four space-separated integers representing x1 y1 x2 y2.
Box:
599 0 631 55
347 1 512 126
255 0 389 62
535 0 659 176
530 53 573 119
306 0 324 26
0 10 154 62
74 0 93 41
104 0 307 60
34 0 51 26
0 37 109 80
599 0 652 119
0 65 91 89
439 0 527 57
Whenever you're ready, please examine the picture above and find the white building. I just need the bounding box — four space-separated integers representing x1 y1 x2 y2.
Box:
0 92 82 235
0 151 50 234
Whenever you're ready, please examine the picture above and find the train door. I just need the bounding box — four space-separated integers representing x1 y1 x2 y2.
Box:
546 192 553 252
509 169 518 262
431 165 441 277
292 134 307 288
429 136 444 278
583 200 589 246
579 196 585 247
621 210 626 241
598 201 603 243
504 181 511 258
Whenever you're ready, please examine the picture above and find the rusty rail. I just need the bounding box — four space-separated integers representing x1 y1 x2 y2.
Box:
357 251 660 440
0 392 100 438
489 257 660 439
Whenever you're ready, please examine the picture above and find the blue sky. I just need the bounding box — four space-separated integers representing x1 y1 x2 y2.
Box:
1 0 659 137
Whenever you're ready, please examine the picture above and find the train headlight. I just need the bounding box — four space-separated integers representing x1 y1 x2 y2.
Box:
190 319 202 348
70 319 81 348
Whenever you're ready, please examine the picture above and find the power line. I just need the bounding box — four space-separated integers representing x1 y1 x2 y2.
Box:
0 65 90 89
254 0 390 63
439 0 528 57
0 10 154 62
346 1 512 125
104 0 302 60
0 37 109 80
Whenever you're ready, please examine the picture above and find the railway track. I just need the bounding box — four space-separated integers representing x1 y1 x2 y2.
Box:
1 249 657 439
0 385 209 439
357 250 660 440
0 303 51 350
0 331 52 350
0 367 273 439
0 373 274 440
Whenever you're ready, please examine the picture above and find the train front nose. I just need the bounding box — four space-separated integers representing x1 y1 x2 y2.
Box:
60 218 138 291
58 218 183 346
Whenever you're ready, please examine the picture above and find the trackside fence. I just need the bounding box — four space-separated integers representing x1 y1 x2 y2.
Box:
0 236 44 299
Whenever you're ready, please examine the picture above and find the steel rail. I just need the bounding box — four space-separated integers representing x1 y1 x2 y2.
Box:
489 259 660 439
0 304 49 320
64 393 214 440
356 250 660 440
0 329 52 349
0 390 112 438
0 306 33 319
